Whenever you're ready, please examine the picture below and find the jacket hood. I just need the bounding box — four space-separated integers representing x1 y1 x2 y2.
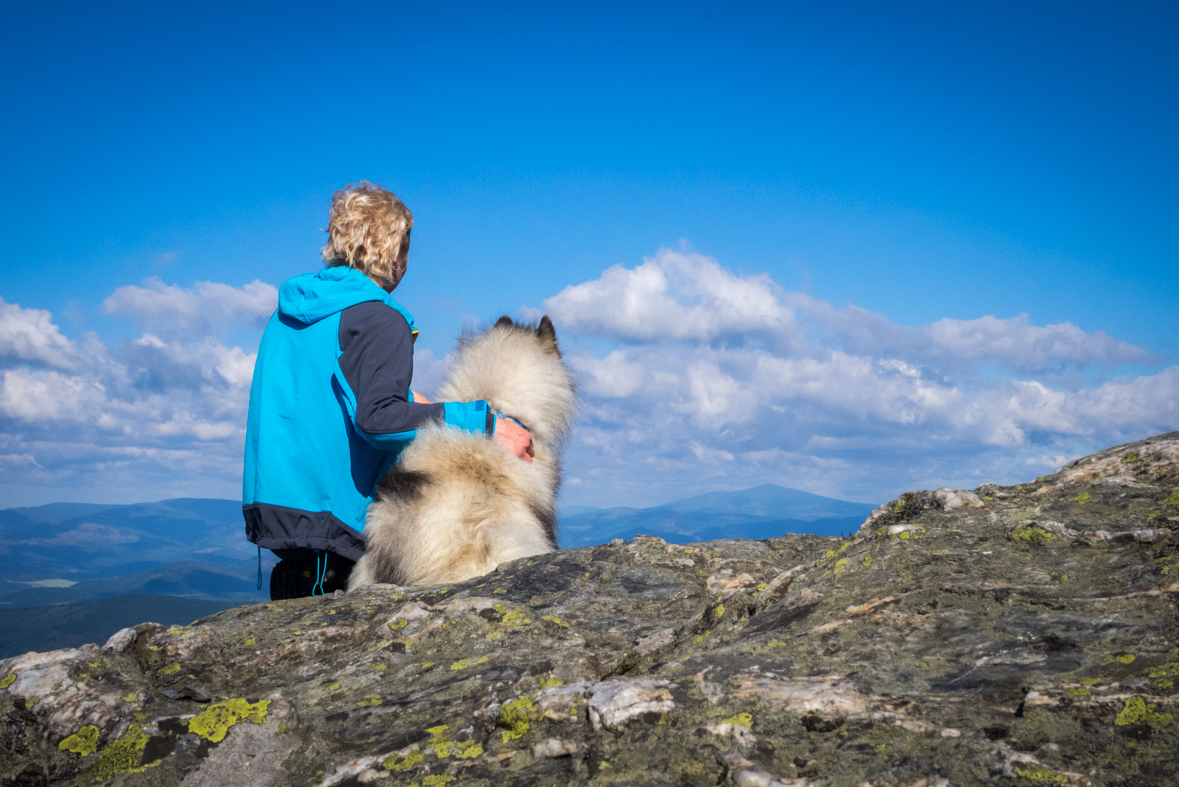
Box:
278 266 396 325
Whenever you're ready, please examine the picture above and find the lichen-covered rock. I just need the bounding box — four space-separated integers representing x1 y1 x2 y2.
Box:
2 432 1178 786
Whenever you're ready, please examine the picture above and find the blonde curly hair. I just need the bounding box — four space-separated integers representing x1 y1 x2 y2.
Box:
321 181 413 284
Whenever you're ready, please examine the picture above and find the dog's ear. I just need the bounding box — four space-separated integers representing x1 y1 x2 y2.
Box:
495 315 514 329
537 315 560 357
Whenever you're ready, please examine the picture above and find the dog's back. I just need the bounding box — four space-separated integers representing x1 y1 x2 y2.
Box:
349 316 575 588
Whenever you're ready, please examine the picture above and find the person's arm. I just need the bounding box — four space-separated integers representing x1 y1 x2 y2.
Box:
335 302 489 450
416 389 533 462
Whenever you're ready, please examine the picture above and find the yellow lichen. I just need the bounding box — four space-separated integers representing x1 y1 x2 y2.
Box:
1013 763 1068 783
357 695 382 707
388 617 409 630
833 558 850 574
328 682 341 691
1066 687 1090 697
898 531 911 540
122 693 137 702
498 696 534 742
421 663 435 670
449 656 488 671
1080 678 1101 686
383 750 425 771
374 663 387 672
694 630 710 644
1073 492 1091 505
500 608 531 626
720 713 753 728
244 637 256 646
542 615 570 628
159 663 181 674
862 555 873 567
426 724 483 759
714 604 726 619
1101 653 1136 665
77 715 152 784
59 725 100 756
422 776 455 786
1010 526 1056 546
0 674 14 690
188 698 270 743
1114 696 1173 727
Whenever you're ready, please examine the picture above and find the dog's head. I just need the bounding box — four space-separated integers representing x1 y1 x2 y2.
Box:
438 315 577 449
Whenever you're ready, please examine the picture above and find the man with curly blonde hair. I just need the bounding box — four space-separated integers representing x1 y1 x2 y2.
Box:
243 182 533 599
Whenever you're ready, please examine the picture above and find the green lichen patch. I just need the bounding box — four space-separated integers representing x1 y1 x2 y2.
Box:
357 695 382 707
382 749 424 771
0 673 14 690
1102 653 1136 665
497 696 534 742
1156 555 1179 575
1114 696 1173 728
58 724 100 756
500 607 531 626
78 717 151 785
426 724 483 759
1122 453 1147 467
449 656 488 671
1010 526 1057 546
719 713 752 728
159 663 181 674
1013 763 1069 783
188 698 270 743
1073 492 1091 505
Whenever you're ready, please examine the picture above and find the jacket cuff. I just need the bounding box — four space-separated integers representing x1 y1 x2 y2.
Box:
441 400 492 436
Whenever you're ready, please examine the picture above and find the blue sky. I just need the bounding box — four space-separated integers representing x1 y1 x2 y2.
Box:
1 1 1175 509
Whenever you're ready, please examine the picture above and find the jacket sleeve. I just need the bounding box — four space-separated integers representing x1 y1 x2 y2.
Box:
335 301 492 451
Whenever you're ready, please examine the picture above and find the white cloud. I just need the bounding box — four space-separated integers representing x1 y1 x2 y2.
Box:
103 277 277 336
543 250 1152 377
0 297 91 370
0 285 262 503
548 250 1177 508
542 249 801 346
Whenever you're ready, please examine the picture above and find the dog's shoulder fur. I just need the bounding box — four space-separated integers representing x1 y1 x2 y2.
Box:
349 315 575 588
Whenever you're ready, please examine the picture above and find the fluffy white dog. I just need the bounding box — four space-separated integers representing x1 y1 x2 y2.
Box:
349 316 576 588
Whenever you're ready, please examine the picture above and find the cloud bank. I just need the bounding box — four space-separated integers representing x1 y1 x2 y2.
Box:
1 256 1173 509
0 281 277 504
541 249 1176 505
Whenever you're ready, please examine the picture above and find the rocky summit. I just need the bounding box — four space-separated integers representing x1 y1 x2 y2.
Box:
2 434 1178 787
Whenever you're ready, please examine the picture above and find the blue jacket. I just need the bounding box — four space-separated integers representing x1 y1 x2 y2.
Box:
242 266 490 560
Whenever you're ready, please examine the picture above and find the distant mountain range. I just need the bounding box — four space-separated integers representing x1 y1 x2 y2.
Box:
0 485 875 656
1 485 876 607
0 594 240 659
557 484 876 547
1 497 256 585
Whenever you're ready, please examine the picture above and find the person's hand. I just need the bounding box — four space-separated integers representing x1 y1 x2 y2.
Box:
492 417 534 463
412 391 431 404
